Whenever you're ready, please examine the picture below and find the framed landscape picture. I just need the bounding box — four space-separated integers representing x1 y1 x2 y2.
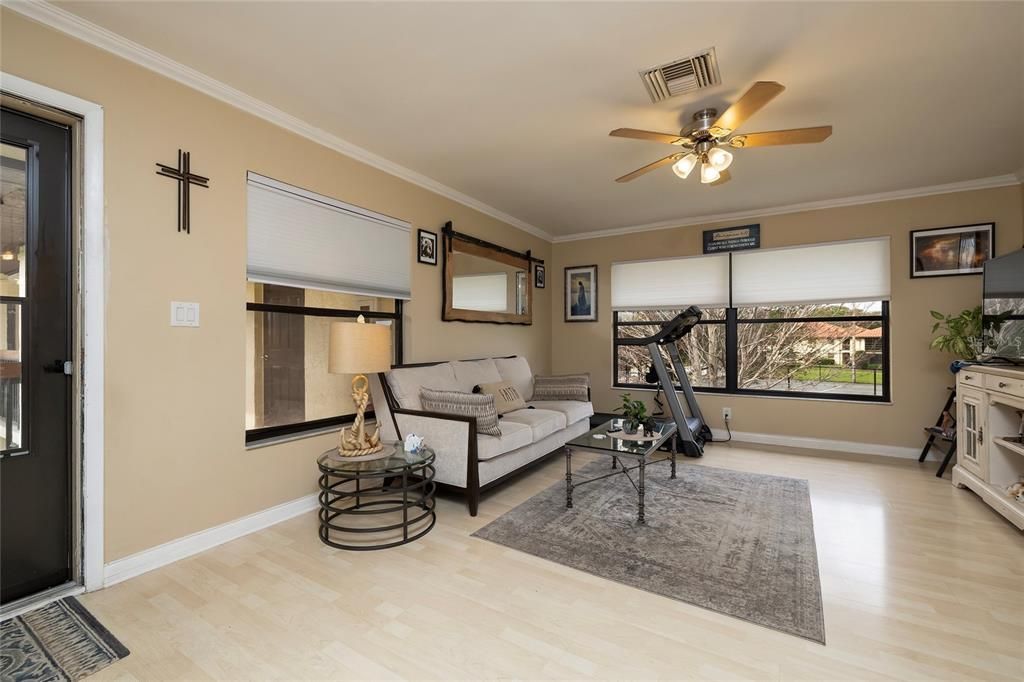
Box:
910 223 994 278
564 265 597 322
417 228 438 265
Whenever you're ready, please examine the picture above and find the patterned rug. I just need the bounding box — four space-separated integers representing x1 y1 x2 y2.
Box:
473 461 825 643
1 597 129 681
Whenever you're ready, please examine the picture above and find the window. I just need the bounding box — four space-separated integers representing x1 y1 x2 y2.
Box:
245 173 411 443
245 284 403 443
612 239 891 402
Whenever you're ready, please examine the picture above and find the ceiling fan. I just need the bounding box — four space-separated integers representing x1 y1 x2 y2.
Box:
610 81 832 185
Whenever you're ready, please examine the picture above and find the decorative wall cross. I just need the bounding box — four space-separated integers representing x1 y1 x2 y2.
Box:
155 149 209 234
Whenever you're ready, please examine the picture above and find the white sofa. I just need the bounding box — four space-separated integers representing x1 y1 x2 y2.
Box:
369 356 593 515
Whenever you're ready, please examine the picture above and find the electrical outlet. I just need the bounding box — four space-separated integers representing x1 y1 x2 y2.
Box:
722 407 732 422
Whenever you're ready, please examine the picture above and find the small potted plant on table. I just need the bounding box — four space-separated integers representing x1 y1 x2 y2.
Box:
616 393 649 435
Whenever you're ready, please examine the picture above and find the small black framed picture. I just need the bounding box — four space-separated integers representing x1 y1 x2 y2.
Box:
565 264 598 322
910 223 995 278
417 228 438 266
534 263 546 289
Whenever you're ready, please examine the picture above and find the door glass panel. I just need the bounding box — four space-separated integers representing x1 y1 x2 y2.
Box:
1 143 28 294
0 143 27 455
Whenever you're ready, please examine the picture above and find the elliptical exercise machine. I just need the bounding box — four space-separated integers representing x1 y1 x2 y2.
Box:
619 306 714 456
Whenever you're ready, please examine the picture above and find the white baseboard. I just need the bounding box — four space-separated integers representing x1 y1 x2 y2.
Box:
103 493 318 587
710 428 919 459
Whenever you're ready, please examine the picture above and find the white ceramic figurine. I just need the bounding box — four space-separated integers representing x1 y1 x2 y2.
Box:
404 433 424 454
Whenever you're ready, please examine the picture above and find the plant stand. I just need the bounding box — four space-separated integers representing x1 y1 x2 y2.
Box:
920 387 957 478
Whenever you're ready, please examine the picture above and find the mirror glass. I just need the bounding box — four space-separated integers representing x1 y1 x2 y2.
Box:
444 235 532 324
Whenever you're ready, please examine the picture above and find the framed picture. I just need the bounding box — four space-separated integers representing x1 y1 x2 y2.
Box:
417 228 438 265
564 265 597 322
910 223 995 278
534 263 546 289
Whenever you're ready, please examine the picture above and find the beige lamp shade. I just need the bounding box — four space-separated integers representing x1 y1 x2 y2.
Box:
328 317 392 375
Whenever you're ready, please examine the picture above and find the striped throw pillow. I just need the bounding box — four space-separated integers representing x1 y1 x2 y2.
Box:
532 374 590 402
476 381 527 415
420 387 502 437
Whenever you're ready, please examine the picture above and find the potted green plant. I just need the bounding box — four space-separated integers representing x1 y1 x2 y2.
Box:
615 393 648 435
929 306 985 360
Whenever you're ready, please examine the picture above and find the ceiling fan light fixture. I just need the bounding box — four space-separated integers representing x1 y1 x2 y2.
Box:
672 153 698 179
707 147 733 171
700 162 721 184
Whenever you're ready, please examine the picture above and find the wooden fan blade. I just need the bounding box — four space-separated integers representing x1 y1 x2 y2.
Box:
609 128 690 146
709 81 785 137
728 126 833 148
615 154 681 183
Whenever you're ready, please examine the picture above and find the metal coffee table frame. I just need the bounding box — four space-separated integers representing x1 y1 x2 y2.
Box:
565 419 678 524
317 447 436 551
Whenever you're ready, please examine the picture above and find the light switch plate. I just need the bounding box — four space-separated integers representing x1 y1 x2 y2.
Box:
170 301 200 327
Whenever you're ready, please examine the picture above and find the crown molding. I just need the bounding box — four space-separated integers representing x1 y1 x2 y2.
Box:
3 0 554 242
552 174 1023 243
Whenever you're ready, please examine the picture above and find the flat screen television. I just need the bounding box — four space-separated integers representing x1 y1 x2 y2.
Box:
982 248 1024 362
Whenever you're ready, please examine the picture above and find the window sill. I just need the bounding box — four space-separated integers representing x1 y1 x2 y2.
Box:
245 424 343 450
611 384 892 406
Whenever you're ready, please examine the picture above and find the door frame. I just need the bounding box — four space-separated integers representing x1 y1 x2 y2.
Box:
1 73 105 594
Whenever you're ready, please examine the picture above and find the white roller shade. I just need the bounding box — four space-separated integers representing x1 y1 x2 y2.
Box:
732 237 890 306
247 172 411 299
452 273 507 311
611 253 730 310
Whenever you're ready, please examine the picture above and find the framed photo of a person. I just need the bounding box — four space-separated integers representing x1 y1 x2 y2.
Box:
534 263 546 289
564 265 597 322
417 228 438 266
910 223 995 278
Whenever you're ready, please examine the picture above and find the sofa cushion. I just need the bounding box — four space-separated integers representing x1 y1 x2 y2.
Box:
477 380 527 415
452 359 503 393
420 388 502 437
494 356 534 401
533 374 590 402
476 421 532 461
386 363 459 410
502 408 567 441
527 400 594 426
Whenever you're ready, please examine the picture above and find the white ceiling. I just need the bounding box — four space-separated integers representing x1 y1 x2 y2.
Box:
47 1 1024 238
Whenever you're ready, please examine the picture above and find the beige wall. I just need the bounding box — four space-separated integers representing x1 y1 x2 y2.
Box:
551 185 1024 450
1 10 551 561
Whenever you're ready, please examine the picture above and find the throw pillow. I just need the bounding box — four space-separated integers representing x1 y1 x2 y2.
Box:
532 374 590 402
420 387 502 437
475 381 527 415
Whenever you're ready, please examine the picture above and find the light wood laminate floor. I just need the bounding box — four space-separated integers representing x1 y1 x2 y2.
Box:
82 444 1023 680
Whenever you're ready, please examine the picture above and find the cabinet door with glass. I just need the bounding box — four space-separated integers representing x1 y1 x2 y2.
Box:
956 386 987 478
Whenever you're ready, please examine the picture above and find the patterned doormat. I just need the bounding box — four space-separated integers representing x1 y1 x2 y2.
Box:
474 461 826 643
1 597 129 681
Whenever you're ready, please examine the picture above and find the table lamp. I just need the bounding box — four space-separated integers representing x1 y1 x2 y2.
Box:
329 315 392 456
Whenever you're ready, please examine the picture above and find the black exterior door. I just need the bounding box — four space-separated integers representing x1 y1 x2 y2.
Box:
0 107 73 604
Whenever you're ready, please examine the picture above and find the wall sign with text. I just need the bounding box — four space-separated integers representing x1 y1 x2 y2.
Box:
702 224 761 254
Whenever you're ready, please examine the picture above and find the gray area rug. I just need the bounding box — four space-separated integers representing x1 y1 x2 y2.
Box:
474 461 825 643
1 597 129 681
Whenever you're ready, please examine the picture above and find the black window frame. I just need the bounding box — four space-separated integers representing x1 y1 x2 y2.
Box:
245 299 404 444
613 301 890 402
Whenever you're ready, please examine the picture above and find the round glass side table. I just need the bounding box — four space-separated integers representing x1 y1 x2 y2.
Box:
316 444 436 550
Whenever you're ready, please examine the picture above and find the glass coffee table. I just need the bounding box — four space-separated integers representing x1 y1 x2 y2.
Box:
564 418 678 524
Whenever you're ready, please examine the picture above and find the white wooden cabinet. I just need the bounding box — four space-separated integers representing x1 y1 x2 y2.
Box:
952 365 1024 530
956 386 986 478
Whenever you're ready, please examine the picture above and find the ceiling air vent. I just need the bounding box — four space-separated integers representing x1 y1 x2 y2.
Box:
639 48 721 103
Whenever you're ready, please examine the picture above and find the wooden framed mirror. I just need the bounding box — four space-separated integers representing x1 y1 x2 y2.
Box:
443 230 533 325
